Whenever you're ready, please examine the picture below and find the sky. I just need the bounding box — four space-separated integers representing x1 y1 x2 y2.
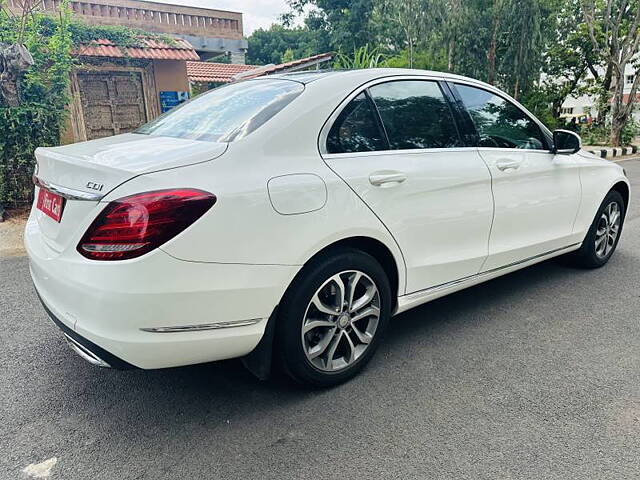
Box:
153 0 291 35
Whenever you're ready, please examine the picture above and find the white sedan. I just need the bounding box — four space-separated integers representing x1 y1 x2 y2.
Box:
26 69 629 386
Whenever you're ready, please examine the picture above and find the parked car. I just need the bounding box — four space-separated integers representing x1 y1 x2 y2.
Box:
26 69 630 387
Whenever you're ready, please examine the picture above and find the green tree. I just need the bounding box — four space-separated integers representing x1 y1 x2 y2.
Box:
286 0 378 50
499 0 551 99
376 0 428 68
247 24 329 65
582 0 640 146
538 0 599 121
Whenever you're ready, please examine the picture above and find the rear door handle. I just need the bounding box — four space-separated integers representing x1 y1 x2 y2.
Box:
369 171 407 187
496 160 522 171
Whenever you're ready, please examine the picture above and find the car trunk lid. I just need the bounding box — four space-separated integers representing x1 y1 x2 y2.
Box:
33 133 227 252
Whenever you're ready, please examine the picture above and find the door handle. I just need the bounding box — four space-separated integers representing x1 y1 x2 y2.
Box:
496 160 521 171
369 171 407 187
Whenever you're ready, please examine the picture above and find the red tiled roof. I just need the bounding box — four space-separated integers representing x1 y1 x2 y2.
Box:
187 52 334 84
186 61 258 83
76 38 199 61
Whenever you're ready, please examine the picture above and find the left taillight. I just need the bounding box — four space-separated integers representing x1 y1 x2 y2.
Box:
77 189 216 261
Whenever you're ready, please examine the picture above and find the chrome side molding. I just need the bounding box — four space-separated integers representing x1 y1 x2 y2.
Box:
33 175 105 202
140 318 262 333
396 242 582 314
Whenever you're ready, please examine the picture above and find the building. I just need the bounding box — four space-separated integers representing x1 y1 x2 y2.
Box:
5 0 247 63
4 0 251 142
64 37 199 142
6 1 333 143
560 63 639 123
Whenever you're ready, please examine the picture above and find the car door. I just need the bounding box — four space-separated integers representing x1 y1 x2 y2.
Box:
452 82 581 271
321 78 494 294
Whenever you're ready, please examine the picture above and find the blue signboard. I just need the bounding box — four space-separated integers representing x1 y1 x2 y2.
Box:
159 91 189 113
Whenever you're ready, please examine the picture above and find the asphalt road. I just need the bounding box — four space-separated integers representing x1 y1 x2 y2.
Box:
2 160 640 480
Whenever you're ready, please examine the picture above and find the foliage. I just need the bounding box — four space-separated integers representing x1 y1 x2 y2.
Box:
0 2 74 206
519 86 562 131
382 48 448 71
255 0 562 100
580 123 609 145
579 119 639 146
582 0 640 145
285 0 378 51
334 45 384 69
0 106 64 205
0 0 178 206
1 11 175 48
247 24 329 65
247 0 640 141
622 118 640 145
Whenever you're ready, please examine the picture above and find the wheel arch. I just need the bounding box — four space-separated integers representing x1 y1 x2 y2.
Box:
306 236 402 308
610 180 630 211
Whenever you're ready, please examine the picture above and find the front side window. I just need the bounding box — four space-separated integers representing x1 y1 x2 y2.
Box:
455 84 546 150
327 93 387 154
136 79 304 143
368 80 461 150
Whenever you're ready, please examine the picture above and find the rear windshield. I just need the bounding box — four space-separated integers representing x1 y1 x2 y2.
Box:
136 79 304 143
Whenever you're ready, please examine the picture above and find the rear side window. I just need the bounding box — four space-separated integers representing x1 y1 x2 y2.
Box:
455 84 546 150
368 80 460 150
136 79 303 143
327 93 387 154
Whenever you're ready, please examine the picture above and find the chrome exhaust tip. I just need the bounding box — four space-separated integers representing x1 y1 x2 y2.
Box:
64 334 112 368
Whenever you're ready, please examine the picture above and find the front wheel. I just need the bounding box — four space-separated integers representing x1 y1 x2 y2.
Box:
572 190 625 268
276 248 392 387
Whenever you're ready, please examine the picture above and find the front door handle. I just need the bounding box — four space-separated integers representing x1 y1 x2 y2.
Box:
369 171 407 187
496 160 522 171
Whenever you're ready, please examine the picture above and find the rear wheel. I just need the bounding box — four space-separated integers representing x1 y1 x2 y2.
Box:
572 190 625 268
276 248 392 387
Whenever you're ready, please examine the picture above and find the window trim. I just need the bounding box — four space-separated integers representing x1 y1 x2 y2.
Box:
448 81 554 152
319 75 466 157
326 90 390 154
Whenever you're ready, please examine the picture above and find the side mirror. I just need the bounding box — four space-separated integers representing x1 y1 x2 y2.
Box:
553 129 581 154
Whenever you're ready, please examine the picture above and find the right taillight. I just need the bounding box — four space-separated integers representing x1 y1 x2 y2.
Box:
77 189 216 261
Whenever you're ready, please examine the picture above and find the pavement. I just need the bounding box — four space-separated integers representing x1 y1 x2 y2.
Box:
2 159 640 479
0 208 28 258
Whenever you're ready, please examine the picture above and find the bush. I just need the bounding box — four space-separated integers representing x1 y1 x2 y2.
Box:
621 118 640 146
0 106 63 206
580 124 609 146
0 2 163 207
0 2 70 207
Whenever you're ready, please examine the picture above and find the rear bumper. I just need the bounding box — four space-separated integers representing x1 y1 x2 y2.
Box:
26 215 300 369
37 291 136 370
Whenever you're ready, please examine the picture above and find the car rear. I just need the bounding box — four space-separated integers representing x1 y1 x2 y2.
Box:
26 78 307 369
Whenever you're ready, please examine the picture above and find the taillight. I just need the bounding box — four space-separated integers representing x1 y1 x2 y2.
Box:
77 189 216 261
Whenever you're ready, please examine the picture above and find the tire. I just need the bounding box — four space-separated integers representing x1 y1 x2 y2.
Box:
571 190 626 268
275 247 392 387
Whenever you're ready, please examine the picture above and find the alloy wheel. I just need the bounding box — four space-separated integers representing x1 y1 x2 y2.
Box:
595 201 621 259
301 270 381 372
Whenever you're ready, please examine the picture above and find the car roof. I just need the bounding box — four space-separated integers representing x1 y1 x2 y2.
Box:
261 68 496 90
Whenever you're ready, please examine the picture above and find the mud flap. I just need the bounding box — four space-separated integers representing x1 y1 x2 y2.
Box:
241 306 278 380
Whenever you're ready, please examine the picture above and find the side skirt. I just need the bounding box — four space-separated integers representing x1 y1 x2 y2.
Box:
394 243 582 315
